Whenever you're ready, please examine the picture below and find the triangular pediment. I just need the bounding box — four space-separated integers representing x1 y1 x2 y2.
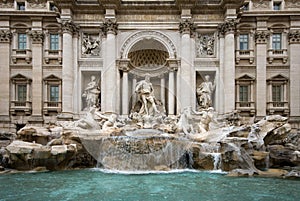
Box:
44 74 61 81
11 74 31 81
236 74 255 81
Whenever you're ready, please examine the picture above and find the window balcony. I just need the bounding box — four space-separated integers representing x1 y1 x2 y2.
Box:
44 49 62 64
10 101 32 115
235 49 254 64
235 101 255 116
267 101 289 115
11 49 32 64
43 101 62 115
267 49 288 64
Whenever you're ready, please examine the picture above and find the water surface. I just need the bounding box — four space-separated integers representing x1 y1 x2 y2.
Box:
0 169 299 201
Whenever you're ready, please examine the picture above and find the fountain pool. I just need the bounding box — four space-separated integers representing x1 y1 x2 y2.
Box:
0 169 299 201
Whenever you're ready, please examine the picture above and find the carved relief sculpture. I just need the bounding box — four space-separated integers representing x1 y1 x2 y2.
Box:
285 0 300 8
82 33 101 56
252 0 270 9
27 0 47 9
196 33 215 57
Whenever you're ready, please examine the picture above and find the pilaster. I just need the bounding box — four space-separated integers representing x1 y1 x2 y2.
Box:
289 30 300 117
0 30 11 121
29 30 44 119
255 30 270 117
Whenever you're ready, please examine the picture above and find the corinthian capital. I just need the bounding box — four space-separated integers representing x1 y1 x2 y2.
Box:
289 30 300 44
101 19 118 36
179 19 195 36
61 19 79 34
218 19 238 36
28 30 44 44
0 30 12 43
255 31 270 44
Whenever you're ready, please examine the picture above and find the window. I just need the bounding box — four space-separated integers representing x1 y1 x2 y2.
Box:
50 34 59 50
18 33 27 50
239 85 249 102
272 33 282 50
17 2 25 10
273 2 281 10
49 85 59 102
239 34 249 50
49 3 56 11
272 85 283 102
17 84 27 102
242 3 249 11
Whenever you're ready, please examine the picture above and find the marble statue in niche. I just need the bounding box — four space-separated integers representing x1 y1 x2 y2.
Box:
135 75 160 116
82 75 101 110
82 33 101 56
196 34 215 57
196 75 216 109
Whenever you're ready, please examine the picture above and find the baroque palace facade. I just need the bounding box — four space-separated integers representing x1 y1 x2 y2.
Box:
0 0 300 131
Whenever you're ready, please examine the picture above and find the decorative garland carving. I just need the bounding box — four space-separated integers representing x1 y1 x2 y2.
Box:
0 0 13 8
120 31 177 59
179 19 195 36
252 0 270 8
27 0 47 9
285 0 300 8
0 30 12 43
255 31 270 44
196 33 215 57
28 30 44 43
289 30 300 44
101 19 118 36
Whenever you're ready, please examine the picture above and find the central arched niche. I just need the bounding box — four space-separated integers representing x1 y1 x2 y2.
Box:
118 31 178 115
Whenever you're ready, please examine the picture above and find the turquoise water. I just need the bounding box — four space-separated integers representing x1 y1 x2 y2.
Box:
0 169 300 201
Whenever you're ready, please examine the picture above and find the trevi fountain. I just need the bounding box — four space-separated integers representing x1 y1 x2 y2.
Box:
1 72 300 200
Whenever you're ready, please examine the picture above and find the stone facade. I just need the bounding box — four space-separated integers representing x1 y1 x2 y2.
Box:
0 0 300 131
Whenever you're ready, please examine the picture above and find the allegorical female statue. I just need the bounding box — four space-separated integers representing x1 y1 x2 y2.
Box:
196 75 216 109
82 75 100 109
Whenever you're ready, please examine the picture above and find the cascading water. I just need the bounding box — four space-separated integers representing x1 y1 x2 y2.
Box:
81 129 194 171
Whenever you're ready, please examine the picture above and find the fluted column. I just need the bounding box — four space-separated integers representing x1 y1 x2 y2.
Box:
159 74 166 107
218 19 237 113
167 59 179 115
61 20 77 118
289 30 300 117
0 30 11 121
255 31 269 117
179 17 194 111
118 59 130 115
102 17 118 113
29 29 44 119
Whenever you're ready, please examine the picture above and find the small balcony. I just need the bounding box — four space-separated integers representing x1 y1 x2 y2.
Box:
267 101 289 115
267 49 288 64
235 49 254 64
235 101 255 116
44 49 62 64
10 101 32 115
43 101 62 115
11 49 32 64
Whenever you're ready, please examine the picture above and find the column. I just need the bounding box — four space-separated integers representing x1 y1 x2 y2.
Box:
179 17 194 111
168 70 175 115
122 69 129 115
132 75 137 105
289 30 300 117
61 19 76 118
218 34 225 114
160 75 165 107
0 30 11 122
102 15 118 112
219 19 236 113
73 32 79 115
29 28 44 120
249 31 254 63
255 31 269 117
